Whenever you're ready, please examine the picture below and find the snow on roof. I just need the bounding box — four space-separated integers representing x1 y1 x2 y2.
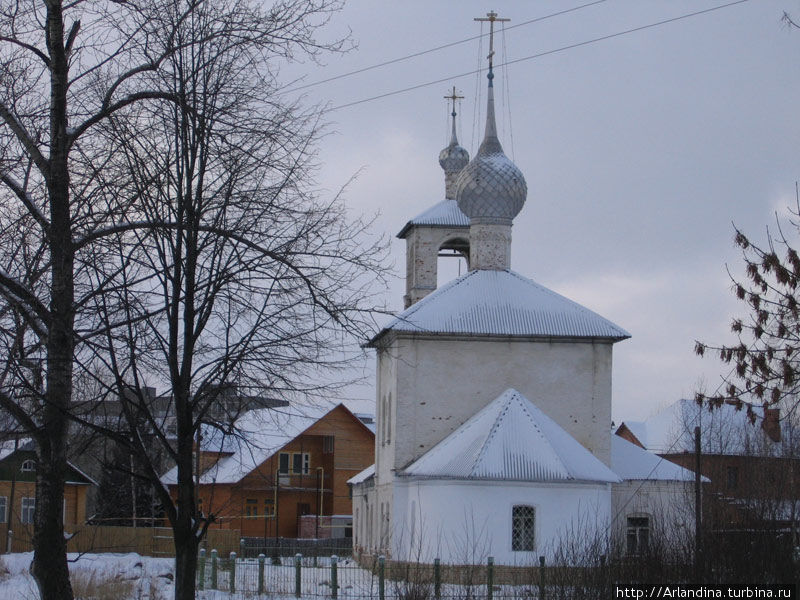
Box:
396 200 469 238
611 435 704 481
626 399 787 456
347 463 375 485
402 388 620 484
0 438 32 461
161 402 338 485
369 269 630 345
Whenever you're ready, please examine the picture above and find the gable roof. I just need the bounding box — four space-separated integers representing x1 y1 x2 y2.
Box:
397 200 470 238
161 402 372 486
611 435 704 481
402 388 620 484
0 438 97 485
619 398 788 456
369 269 629 346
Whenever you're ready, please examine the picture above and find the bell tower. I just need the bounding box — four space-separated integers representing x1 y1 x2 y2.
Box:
397 88 471 308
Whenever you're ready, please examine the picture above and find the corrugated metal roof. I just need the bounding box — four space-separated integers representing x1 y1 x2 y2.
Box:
402 388 620 483
347 463 375 485
370 269 630 345
611 435 702 481
397 200 470 238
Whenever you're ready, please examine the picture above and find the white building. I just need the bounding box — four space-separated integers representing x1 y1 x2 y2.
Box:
350 28 692 564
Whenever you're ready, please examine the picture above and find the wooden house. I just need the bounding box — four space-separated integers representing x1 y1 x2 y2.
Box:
162 403 374 540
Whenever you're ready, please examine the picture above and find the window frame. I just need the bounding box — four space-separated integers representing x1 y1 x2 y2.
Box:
511 505 536 552
21 497 35 524
278 451 310 475
20 459 35 473
0 496 7 524
626 514 651 556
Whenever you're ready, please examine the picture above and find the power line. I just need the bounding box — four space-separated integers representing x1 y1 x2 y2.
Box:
328 0 752 112
284 0 609 94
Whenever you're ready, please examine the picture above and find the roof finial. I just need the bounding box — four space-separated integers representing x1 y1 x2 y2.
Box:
444 86 464 144
474 11 510 87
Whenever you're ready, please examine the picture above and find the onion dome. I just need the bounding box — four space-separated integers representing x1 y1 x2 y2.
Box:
439 118 469 175
455 73 527 224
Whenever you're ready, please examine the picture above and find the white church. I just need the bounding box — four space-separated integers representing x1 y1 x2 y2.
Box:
349 16 696 565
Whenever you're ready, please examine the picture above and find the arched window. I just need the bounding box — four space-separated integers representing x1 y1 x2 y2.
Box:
511 505 535 551
20 459 35 473
626 514 650 555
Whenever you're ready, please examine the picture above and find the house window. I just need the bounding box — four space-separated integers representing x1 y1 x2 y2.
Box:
0 497 6 523
727 466 739 490
279 452 310 474
323 436 334 454
511 505 535 551
21 497 35 524
245 498 258 518
264 498 275 517
21 460 35 472
626 515 650 556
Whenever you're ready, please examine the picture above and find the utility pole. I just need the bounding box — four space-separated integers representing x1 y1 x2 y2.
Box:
694 425 702 582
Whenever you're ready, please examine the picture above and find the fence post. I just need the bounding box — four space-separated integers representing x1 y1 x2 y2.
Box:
230 552 237 593
295 553 302 598
378 554 385 600
539 555 546 600
211 549 218 590
487 556 494 600
434 557 441 600
198 548 206 590
331 554 338 599
258 553 265 594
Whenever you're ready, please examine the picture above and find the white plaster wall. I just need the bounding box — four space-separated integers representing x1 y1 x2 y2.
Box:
611 480 694 554
390 336 613 470
469 223 511 271
393 479 611 565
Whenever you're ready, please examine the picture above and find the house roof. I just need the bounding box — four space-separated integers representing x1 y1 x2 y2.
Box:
161 402 371 486
611 435 705 481
401 388 620 484
0 438 97 485
369 269 629 346
396 200 470 238
618 398 788 456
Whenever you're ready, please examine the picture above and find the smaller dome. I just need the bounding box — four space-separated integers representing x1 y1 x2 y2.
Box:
439 141 469 174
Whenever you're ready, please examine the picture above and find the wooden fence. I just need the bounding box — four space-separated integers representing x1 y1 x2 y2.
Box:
0 523 241 557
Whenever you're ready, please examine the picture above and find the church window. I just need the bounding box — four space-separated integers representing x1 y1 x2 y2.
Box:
626 515 650 555
511 505 535 551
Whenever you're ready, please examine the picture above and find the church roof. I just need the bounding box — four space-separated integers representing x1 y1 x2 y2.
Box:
611 435 702 481
369 269 630 345
396 200 469 239
402 388 620 483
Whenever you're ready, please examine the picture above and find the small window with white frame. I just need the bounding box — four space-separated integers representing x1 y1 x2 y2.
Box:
511 505 535 551
626 514 650 556
21 497 35 524
20 459 35 472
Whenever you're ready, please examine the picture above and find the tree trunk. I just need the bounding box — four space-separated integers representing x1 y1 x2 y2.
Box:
174 523 200 600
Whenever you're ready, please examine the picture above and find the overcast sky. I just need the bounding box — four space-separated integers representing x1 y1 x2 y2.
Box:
284 0 800 423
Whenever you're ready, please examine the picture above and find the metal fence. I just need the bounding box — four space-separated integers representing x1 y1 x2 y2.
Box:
239 536 353 559
197 551 559 599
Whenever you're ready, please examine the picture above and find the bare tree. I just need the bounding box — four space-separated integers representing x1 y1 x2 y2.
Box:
0 2 376 599
694 197 800 420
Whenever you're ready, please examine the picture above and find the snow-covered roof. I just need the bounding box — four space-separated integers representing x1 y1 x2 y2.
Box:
402 388 620 484
611 435 704 481
347 463 375 485
0 437 32 461
396 200 469 238
161 402 344 485
621 398 787 456
369 269 630 345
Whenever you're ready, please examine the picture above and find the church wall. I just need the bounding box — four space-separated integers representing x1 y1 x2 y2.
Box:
611 480 694 554
390 335 613 470
393 478 611 565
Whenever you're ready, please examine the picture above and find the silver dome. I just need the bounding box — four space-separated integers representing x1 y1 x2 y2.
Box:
439 115 469 174
455 83 527 224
